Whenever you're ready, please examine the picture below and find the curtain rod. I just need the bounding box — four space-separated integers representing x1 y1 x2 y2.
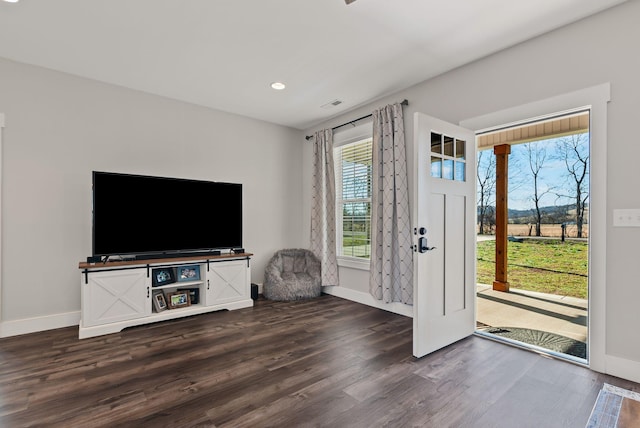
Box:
305 99 408 141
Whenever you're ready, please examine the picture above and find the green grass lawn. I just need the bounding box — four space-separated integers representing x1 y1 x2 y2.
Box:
477 239 588 299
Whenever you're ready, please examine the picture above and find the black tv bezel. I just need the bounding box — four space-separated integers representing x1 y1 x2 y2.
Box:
91 171 243 259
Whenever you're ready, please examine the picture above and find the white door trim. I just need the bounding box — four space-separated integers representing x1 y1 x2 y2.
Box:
460 83 610 373
0 113 4 325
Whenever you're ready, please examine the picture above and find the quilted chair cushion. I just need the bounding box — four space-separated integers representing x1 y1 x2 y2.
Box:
264 249 322 301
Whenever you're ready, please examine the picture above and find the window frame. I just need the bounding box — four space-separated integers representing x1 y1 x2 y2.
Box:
333 120 373 270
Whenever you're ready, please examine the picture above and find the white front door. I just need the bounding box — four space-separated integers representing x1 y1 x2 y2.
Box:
413 113 477 358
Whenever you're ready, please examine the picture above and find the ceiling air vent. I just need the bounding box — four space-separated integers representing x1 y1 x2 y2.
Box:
321 99 343 109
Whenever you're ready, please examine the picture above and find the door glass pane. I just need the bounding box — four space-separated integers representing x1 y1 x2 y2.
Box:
455 161 465 182
456 139 465 160
430 157 442 178
431 133 442 154
444 136 454 157
443 159 454 180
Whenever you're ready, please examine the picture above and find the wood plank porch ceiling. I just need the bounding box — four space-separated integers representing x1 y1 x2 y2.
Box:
477 111 589 150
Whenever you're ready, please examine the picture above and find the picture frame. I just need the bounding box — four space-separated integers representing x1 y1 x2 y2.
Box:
177 287 200 305
152 290 167 312
165 290 191 309
176 265 201 282
152 267 176 287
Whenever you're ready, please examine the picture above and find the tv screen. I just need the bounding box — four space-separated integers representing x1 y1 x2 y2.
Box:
92 171 242 257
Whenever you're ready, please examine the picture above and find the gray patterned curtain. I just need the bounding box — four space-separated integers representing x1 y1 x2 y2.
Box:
369 103 413 304
310 129 339 286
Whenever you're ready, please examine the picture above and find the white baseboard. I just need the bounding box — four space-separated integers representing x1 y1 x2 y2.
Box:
0 311 80 338
605 354 640 384
322 286 413 318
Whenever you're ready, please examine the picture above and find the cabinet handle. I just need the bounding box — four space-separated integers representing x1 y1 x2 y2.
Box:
207 279 210 290
147 287 149 298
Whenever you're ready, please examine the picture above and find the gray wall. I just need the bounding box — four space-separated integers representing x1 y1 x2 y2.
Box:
304 0 640 369
0 57 303 325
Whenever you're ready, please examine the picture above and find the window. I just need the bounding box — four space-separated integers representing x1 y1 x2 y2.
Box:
335 138 372 261
430 132 466 181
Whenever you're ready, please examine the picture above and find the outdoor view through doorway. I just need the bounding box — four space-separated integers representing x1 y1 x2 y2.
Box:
475 110 589 363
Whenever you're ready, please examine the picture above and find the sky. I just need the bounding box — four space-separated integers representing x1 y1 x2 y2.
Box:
478 133 589 211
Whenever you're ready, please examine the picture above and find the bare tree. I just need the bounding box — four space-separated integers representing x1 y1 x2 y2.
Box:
555 133 589 238
506 145 528 210
477 150 496 234
524 142 553 236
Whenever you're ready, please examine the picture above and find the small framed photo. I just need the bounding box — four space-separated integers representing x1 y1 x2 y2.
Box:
166 290 191 309
152 267 176 287
152 291 167 312
177 287 200 305
177 265 201 282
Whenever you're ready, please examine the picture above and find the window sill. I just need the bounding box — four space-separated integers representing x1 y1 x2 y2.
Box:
337 256 370 271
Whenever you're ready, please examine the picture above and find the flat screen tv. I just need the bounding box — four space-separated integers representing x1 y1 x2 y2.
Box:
92 171 242 258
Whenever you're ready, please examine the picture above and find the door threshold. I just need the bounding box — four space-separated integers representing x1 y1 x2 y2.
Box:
474 330 588 367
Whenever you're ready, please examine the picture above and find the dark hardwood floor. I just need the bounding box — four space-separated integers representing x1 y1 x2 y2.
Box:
0 295 638 427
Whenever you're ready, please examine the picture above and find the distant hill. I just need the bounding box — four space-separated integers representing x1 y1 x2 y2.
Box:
478 203 589 224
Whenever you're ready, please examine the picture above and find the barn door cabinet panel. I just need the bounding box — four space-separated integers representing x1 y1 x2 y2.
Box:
82 267 149 328
206 259 250 305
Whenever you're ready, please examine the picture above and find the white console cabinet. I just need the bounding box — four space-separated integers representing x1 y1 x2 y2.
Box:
207 259 250 304
79 254 253 339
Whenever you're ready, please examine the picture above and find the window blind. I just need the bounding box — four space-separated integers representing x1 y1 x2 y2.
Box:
335 139 372 259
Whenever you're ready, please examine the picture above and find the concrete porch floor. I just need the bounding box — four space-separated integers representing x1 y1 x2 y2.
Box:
476 284 588 343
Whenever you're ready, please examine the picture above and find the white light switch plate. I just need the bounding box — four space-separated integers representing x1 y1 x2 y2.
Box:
613 209 640 227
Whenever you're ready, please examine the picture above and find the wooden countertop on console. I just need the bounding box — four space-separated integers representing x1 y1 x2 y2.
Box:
79 253 253 269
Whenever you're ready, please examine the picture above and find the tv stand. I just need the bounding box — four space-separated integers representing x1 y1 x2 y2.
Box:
78 253 253 339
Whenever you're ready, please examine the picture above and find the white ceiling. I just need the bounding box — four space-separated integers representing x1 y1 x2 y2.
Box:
0 0 627 130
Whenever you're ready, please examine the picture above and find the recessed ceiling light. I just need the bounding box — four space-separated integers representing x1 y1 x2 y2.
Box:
3 0 20 3
270 82 286 90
